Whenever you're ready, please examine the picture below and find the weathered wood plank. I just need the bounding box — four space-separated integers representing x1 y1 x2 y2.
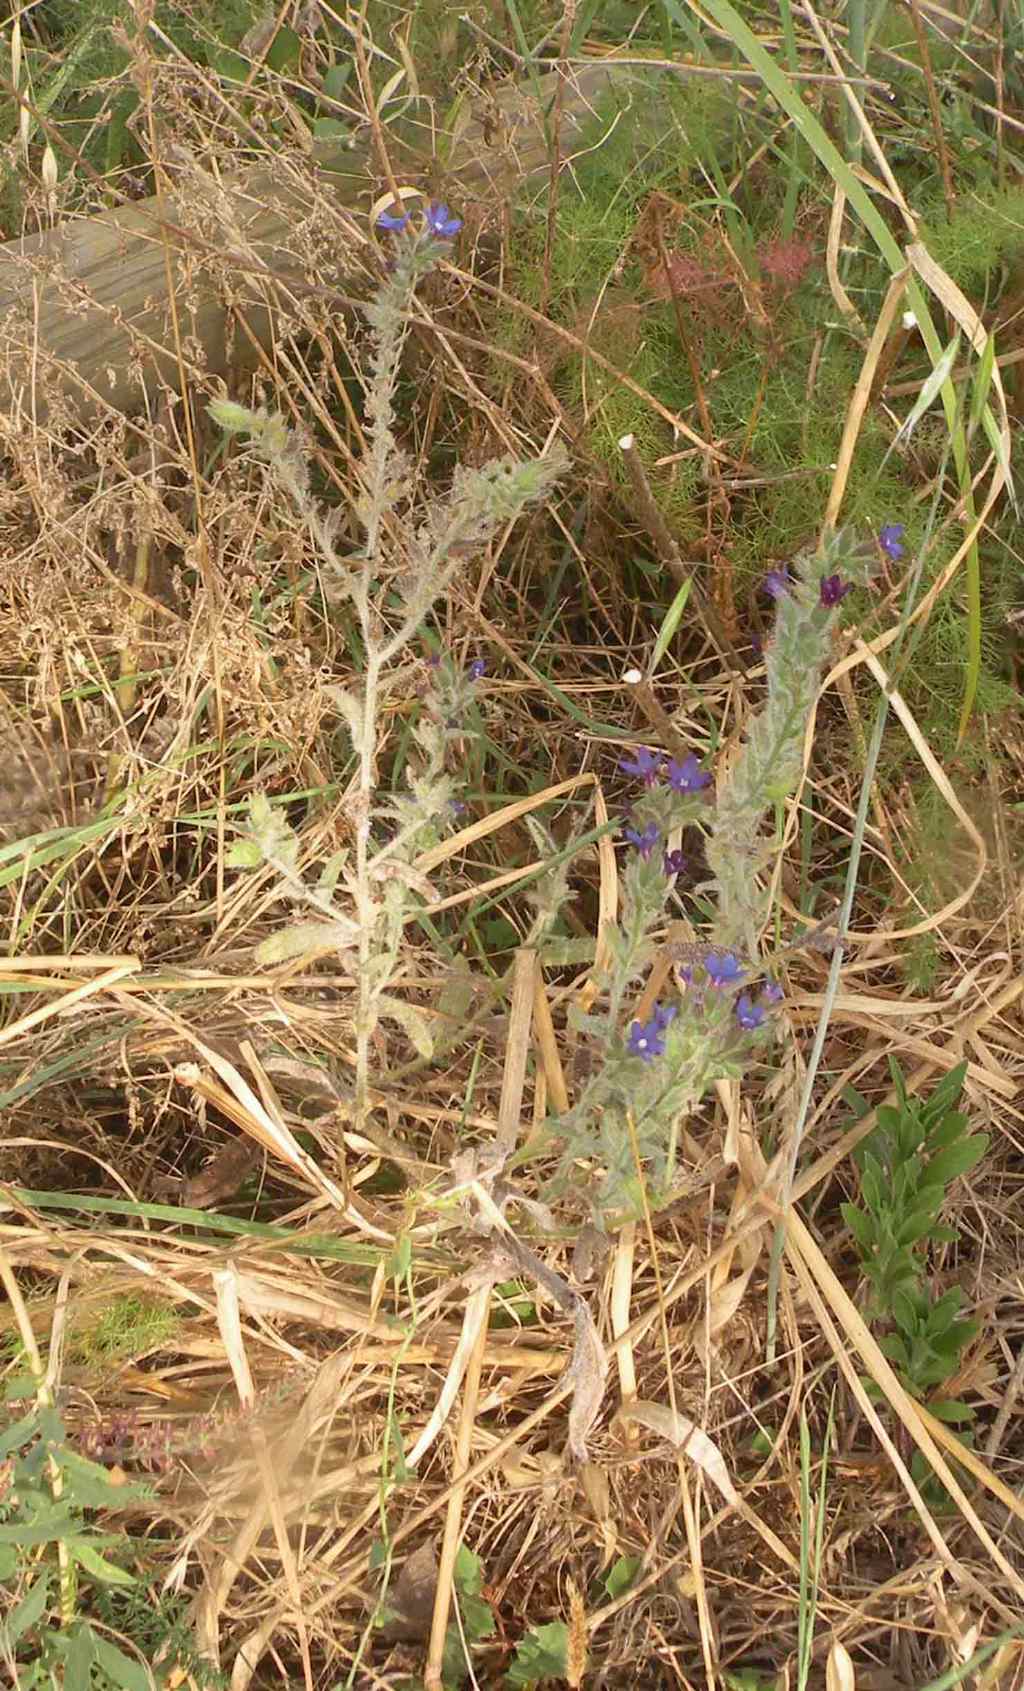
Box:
0 62 644 420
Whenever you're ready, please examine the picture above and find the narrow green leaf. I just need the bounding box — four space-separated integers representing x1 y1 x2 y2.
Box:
651 576 693 670
890 334 961 453
968 329 996 433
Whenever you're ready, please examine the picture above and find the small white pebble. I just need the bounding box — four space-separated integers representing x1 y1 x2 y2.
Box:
902 311 918 330
622 668 643 685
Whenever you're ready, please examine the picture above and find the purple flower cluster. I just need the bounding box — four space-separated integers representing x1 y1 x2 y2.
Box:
619 746 710 793
377 201 463 239
74 1406 238 1473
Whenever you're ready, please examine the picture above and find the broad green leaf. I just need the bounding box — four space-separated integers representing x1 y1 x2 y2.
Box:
840 1202 876 1256
2 1571 49 1646
313 116 350 142
71 1543 136 1586
926 1112 969 1152
603 1554 642 1600
92 1636 152 1691
63 1622 97 1691
0 1546 17 1579
0 1411 39 1457
927 1399 976 1424
926 1134 989 1188
225 839 262 870
454 1544 483 1597
209 46 248 83
460 1592 496 1644
322 61 353 101
0 1511 75 1545
264 25 300 72
506 1620 570 1687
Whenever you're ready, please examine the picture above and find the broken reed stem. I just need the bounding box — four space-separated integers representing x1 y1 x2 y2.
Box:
617 433 691 590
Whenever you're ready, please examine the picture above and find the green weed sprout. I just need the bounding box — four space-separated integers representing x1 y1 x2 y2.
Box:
842 1059 988 1417
212 202 566 1127
0 1373 192 1687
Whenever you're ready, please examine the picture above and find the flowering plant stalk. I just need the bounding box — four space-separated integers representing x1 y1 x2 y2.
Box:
547 529 875 1215
212 203 566 1126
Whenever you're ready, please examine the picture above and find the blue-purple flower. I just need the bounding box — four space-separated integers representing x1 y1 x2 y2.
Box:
620 746 661 786
666 754 710 795
763 567 791 600
377 205 411 231
664 849 688 878
735 993 765 1031
878 524 905 561
705 951 745 988
762 981 784 1003
627 1003 677 1062
819 574 853 609
624 822 660 859
425 202 462 239
468 658 486 682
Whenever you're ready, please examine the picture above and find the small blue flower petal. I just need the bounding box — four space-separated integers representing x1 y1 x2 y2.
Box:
623 822 660 860
425 201 462 239
666 754 710 795
705 951 745 988
627 1003 675 1062
735 993 765 1030
377 206 411 231
763 567 791 600
878 524 905 561
664 849 688 878
620 746 661 785
468 658 486 681
819 573 853 609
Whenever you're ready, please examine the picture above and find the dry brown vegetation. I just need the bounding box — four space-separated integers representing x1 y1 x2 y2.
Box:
1 3 1024 1689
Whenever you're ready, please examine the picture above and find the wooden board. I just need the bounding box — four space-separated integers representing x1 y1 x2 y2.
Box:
0 61 650 421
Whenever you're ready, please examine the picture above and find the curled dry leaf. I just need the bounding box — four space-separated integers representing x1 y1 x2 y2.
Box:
826 1638 856 1691
566 1302 608 1464
616 1401 736 1504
